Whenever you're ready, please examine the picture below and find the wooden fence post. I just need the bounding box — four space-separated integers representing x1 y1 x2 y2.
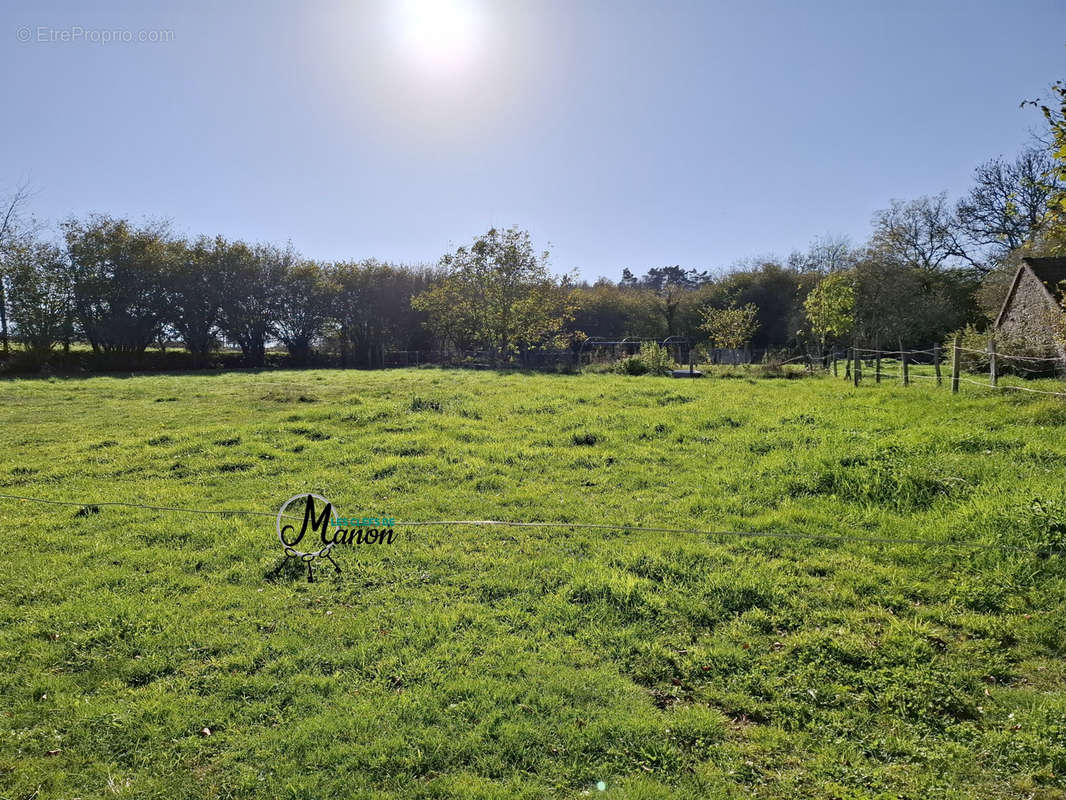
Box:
989 336 997 388
900 339 909 386
853 344 861 387
934 344 942 386
951 334 961 394
875 350 881 384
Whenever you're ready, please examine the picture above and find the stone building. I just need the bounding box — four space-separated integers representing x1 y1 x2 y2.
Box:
994 256 1066 360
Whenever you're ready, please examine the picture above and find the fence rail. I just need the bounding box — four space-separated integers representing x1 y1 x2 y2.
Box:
832 336 1066 399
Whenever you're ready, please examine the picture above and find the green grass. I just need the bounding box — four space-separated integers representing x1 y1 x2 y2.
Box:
1 367 1065 799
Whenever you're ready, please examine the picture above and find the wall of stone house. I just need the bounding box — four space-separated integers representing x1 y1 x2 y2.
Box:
997 267 1065 354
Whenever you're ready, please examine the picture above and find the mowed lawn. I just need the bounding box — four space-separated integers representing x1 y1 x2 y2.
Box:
2 368 1066 800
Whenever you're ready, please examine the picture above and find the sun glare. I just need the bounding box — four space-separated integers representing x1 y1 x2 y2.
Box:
391 0 483 75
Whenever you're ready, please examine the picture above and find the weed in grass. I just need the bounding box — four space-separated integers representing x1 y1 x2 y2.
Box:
571 431 599 446
410 396 443 412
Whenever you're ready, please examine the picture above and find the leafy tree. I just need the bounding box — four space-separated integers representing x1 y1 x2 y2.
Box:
1025 80 1066 252
413 227 574 364
408 270 478 356
853 248 978 348
700 303 759 350
804 270 854 348
622 266 712 336
62 215 172 353
631 265 711 292
165 236 232 364
570 280 665 339
274 260 336 365
853 252 919 347
217 242 288 366
6 240 71 360
700 260 813 349
331 261 437 367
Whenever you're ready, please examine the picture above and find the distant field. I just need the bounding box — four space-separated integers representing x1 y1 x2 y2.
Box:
2 369 1065 799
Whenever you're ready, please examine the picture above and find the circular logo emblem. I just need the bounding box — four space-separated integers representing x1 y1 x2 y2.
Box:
276 493 338 562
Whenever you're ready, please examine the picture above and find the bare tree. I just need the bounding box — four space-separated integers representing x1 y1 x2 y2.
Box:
956 145 1060 260
0 182 35 355
870 193 978 272
788 234 857 273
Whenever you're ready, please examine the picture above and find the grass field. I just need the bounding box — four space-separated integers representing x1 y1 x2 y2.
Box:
2 367 1066 799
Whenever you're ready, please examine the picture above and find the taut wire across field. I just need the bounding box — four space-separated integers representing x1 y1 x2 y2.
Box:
2 491 1064 558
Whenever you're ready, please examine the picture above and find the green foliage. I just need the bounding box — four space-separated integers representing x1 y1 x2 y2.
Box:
217 241 289 367
699 303 759 349
570 280 668 340
855 250 980 348
166 235 228 360
804 270 854 345
697 262 813 348
5 240 71 357
412 227 575 362
944 325 1062 375
946 324 994 372
62 214 172 353
615 341 674 376
330 260 437 368
1028 80 1066 253
273 260 336 365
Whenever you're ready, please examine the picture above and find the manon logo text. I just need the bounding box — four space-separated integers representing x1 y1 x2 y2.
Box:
275 493 396 581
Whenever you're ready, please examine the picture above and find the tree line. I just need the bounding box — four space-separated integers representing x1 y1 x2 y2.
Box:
0 215 441 369
1 81 1064 371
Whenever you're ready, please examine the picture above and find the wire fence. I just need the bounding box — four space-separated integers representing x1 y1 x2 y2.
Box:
830 339 1066 399
1 491 1063 558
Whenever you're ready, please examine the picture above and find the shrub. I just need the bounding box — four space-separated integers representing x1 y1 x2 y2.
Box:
616 355 649 375
614 342 674 376
946 325 992 373
945 325 1063 376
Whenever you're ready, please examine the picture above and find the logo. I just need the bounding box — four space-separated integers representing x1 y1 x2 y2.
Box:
275 494 396 582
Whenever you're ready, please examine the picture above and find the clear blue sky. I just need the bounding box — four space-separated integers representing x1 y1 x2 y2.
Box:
2 0 1064 281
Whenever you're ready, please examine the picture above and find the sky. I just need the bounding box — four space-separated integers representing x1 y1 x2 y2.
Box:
1 0 1064 282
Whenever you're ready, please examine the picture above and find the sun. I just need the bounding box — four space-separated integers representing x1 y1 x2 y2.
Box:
391 0 484 75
